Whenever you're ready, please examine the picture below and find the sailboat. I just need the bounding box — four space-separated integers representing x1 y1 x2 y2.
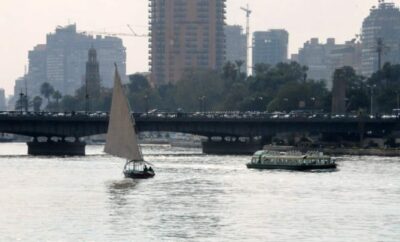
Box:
104 65 155 179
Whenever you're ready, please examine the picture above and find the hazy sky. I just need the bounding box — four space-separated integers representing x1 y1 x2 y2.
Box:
0 0 382 95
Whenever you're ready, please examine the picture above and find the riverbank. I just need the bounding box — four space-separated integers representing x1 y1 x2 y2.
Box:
322 148 400 157
264 145 400 157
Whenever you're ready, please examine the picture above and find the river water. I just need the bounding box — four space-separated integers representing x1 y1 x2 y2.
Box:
0 143 399 241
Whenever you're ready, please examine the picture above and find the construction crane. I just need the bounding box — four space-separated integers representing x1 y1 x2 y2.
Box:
127 24 148 37
80 25 148 38
240 4 252 75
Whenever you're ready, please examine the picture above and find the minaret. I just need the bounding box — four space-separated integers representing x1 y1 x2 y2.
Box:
85 46 101 111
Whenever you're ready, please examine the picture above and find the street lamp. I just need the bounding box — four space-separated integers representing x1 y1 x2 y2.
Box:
258 96 263 110
310 97 316 114
198 96 206 112
283 98 289 112
201 96 206 112
367 84 376 117
85 93 89 114
344 97 349 114
144 95 149 113
19 92 24 113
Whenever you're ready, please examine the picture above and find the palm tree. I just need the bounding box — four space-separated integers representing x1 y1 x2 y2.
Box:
15 92 25 112
40 82 54 104
235 60 244 72
32 96 43 112
52 91 62 112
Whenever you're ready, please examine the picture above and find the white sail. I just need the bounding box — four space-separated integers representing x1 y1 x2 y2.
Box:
104 66 143 161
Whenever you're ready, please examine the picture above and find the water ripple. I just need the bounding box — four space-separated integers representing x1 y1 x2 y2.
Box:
0 144 399 241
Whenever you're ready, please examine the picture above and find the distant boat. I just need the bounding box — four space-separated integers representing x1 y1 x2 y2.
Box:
247 150 337 171
104 65 155 179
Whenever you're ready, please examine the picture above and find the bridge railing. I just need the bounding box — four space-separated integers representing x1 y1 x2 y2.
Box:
0 111 399 121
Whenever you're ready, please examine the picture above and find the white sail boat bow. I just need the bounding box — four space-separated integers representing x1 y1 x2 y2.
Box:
104 65 155 179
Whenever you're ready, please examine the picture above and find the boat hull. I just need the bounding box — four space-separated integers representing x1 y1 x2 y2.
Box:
124 170 155 179
246 163 337 171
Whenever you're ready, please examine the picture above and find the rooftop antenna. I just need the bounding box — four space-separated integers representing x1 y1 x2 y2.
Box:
240 4 252 75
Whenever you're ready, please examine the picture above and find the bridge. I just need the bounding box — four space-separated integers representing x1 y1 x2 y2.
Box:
0 112 399 155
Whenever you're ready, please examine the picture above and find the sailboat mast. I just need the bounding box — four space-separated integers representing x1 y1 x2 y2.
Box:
105 64 144 161
120 69 144 161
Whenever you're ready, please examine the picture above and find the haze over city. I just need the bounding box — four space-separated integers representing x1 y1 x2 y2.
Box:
1 1 400 241
0 0 380 95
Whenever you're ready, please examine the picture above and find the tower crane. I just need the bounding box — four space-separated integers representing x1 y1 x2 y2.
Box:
240 4 252 75
126 24 148 37
80 25 148 38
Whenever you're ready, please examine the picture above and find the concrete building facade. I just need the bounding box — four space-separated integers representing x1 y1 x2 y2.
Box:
297 38 338 83
296 38 361 88
21 24 126 98
252 29 289 67
361 1 400 76
149 0 226 85
224 25 247 73
0 88 6 111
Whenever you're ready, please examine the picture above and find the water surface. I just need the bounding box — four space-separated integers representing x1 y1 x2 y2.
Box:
0 143 399 241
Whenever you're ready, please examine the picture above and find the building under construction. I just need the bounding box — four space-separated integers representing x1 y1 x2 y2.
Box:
149 0 226 85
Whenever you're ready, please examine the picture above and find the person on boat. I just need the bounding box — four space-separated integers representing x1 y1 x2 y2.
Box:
143 165 148 172
148 166 154 173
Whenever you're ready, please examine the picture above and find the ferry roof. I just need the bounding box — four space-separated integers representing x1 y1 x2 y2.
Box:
253 150 330 158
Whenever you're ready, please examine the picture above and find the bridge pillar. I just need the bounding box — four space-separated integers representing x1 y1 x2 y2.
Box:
27 138 86 156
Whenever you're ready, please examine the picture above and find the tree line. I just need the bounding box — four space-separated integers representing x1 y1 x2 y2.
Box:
17 61 400 114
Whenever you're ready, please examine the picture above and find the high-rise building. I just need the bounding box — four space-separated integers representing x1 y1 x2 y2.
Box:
329 41 362 76
21 24 126 98
296 38 361 88
149 0 226 85
28 44 47 98
252 29 289 67
0 88 6 111
361 1 400 76
224 25 247 73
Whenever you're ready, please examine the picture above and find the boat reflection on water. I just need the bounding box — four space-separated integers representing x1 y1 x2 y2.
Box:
107 179 139 193
106 179 140 213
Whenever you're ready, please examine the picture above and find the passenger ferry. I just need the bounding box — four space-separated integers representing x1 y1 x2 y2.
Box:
247 150 337 171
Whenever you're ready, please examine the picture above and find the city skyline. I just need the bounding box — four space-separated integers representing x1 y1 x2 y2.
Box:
1 0 380 95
